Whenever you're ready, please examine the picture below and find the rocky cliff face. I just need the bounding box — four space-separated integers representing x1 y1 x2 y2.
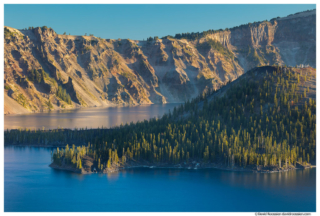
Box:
4 9 316 114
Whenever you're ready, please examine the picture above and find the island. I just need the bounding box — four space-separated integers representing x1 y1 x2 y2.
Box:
4 66 316 174
49 144 314 174
38 66 316 174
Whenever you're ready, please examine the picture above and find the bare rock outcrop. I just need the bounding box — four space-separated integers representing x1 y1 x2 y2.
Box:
4 9 316 114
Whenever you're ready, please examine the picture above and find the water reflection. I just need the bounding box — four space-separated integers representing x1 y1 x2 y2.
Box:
4 103 181 130
119 167 315 195
4 147 316 212
105 172 120 182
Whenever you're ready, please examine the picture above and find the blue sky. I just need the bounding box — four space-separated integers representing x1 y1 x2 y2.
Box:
4 4 316 40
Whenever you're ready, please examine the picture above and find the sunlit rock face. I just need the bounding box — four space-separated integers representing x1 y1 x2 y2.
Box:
4 10 316 114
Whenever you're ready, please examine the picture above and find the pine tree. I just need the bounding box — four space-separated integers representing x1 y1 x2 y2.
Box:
79 159 82 169
107 159 111 168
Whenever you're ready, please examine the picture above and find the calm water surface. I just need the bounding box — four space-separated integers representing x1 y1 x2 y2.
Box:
4 103 181 130
4 146 316 212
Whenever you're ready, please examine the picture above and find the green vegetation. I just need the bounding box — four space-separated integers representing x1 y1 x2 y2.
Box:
16 93 29 108
252 49 264 63
197 68 215 80
84 46 92 51
46 100 54 110
197 39 234 59
182 46 193 57
4 27 23 40
121 70 136 81
52 145 84 168
28 69 46 83
4 27 15 38
159 10 314 41
56 86 72 104
161 21 265 41
48 58 54 64
172 29 223 40
147 36 158 42
245 47 267 65
28 68 57 87
4 85 11 90
4 66 315 171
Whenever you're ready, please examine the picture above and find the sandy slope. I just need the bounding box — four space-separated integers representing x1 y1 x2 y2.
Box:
4 93 30 115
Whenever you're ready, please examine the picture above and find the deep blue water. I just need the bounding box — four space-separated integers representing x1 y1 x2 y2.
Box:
4 146 316 212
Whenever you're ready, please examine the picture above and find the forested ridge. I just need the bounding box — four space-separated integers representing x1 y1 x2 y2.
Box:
4 66 316 172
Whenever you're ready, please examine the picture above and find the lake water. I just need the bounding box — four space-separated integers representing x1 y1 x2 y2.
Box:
4 103 181 130
4 146 316 212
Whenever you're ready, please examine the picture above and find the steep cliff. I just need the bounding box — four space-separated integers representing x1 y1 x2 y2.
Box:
4 9 315 114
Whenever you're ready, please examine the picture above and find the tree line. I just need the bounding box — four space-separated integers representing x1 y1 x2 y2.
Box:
5 66 316 171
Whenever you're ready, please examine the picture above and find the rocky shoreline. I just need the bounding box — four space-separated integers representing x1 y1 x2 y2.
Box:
49 159 315 174
4 103 148 116
6 144 314 174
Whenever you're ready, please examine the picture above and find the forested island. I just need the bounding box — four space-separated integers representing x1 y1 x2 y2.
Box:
4 66 316 173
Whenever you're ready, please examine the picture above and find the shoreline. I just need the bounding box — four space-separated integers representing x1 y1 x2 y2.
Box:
4 103 140 116
5 144 70 148
5 143 86 148
5 144 315 174
49 160 315 174
4 102 183 116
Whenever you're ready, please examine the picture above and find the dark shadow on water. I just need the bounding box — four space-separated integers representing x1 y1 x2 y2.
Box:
4 147 316 212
